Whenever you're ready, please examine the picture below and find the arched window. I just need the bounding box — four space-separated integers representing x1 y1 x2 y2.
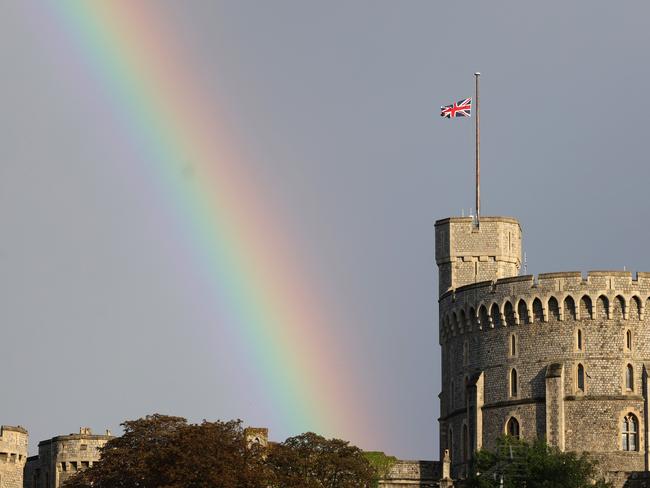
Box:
548 296 560 321
564 296 577 320
462 424 469 462
626 330 632 351
491 303 501 327
517 300 529 324
510 369 518 397
510 333 517 357
622 414 639 451
577 364 585 392
576 329 583 351
505 301 516 327
533 298 544 322
626 364 634 391
479 306 490 329
506 417 520 439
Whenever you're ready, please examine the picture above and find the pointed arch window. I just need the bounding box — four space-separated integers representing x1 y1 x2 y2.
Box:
510 368 518 397
622 413 639 451
506 417 520 439
626 364 634 391
577 364 585 392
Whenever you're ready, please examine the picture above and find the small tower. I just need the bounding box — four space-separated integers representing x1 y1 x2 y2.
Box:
435 216 522 296
0 425 28 488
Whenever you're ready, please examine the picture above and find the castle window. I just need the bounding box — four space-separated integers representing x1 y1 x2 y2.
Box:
533 298 544 322
510 369 518 397
71 461 78 471
463 340 469 366
576 329 583 351
622 414 639 451
626 330 632 351
448 427 453 454
80 443 88 451
577 364 585 392
510 333 517 357
626 364 634 391
506 417 520 439
564 296 577 320
517 300 529 324
504 301 516 327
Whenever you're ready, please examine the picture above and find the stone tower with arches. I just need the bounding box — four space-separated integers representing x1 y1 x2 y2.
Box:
436 215 650 487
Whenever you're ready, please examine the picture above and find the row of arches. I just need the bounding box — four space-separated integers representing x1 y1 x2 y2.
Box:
441 293 649 340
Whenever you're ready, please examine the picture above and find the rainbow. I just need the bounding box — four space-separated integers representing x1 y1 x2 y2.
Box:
37 1 371 444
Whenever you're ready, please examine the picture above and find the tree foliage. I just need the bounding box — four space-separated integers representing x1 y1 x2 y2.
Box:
266 432 375 488
64 415 374 488
64 414 270 488
466 436 611 488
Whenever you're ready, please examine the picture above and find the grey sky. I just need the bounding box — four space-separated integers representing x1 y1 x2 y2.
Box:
2 1 650 459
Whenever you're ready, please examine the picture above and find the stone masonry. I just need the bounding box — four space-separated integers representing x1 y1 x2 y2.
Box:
0 426 28 488
24 428 113 488
436 215 650 487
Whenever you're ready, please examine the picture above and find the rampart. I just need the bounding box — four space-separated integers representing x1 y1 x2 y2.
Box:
0 426 28 488
24 427 113 488
440 271 650 341
438 270 650 487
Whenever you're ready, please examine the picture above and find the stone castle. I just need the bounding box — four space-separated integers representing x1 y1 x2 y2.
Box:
0 426 112 488
436 215 650 487
5 214 650 488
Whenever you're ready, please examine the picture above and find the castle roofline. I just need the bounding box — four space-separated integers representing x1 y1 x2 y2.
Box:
38 433 114 447
434 216 521 226
1 425 28 434
440 269 649 299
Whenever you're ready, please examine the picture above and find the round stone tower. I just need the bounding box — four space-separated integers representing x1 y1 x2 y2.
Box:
436 216 650 488
0 425 28 488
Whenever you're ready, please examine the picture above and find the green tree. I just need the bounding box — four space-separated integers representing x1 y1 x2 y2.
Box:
363 451 398 488
466 437 611 488
64 414 271 488
266 432 375 488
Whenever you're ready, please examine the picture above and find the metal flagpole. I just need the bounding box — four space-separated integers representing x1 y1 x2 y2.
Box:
475 72 480 226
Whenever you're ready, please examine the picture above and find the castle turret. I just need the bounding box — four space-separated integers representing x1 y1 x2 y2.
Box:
25 427 113 488
0 425 28 488
435 216 522 296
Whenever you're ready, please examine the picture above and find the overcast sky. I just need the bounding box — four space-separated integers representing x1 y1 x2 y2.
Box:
2 1 650 459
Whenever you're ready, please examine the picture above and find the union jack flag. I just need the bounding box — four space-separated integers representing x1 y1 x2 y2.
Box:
440 98 472 118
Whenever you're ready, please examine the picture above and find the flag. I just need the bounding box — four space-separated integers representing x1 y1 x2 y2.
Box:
440 98 472 118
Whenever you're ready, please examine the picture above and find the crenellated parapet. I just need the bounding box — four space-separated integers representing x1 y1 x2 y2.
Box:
439 271 650 343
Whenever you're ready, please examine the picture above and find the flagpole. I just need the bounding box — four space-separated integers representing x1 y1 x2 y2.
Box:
475 72 480 226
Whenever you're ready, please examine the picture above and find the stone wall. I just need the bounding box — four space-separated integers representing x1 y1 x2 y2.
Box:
434 217 521 296
0 426 27 488
438 268 650 487
378 460 450 487
24 428 113 488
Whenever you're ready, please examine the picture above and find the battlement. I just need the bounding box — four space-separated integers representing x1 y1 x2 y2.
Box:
435 216 522 296
439 270 650 342
0 426 28 488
